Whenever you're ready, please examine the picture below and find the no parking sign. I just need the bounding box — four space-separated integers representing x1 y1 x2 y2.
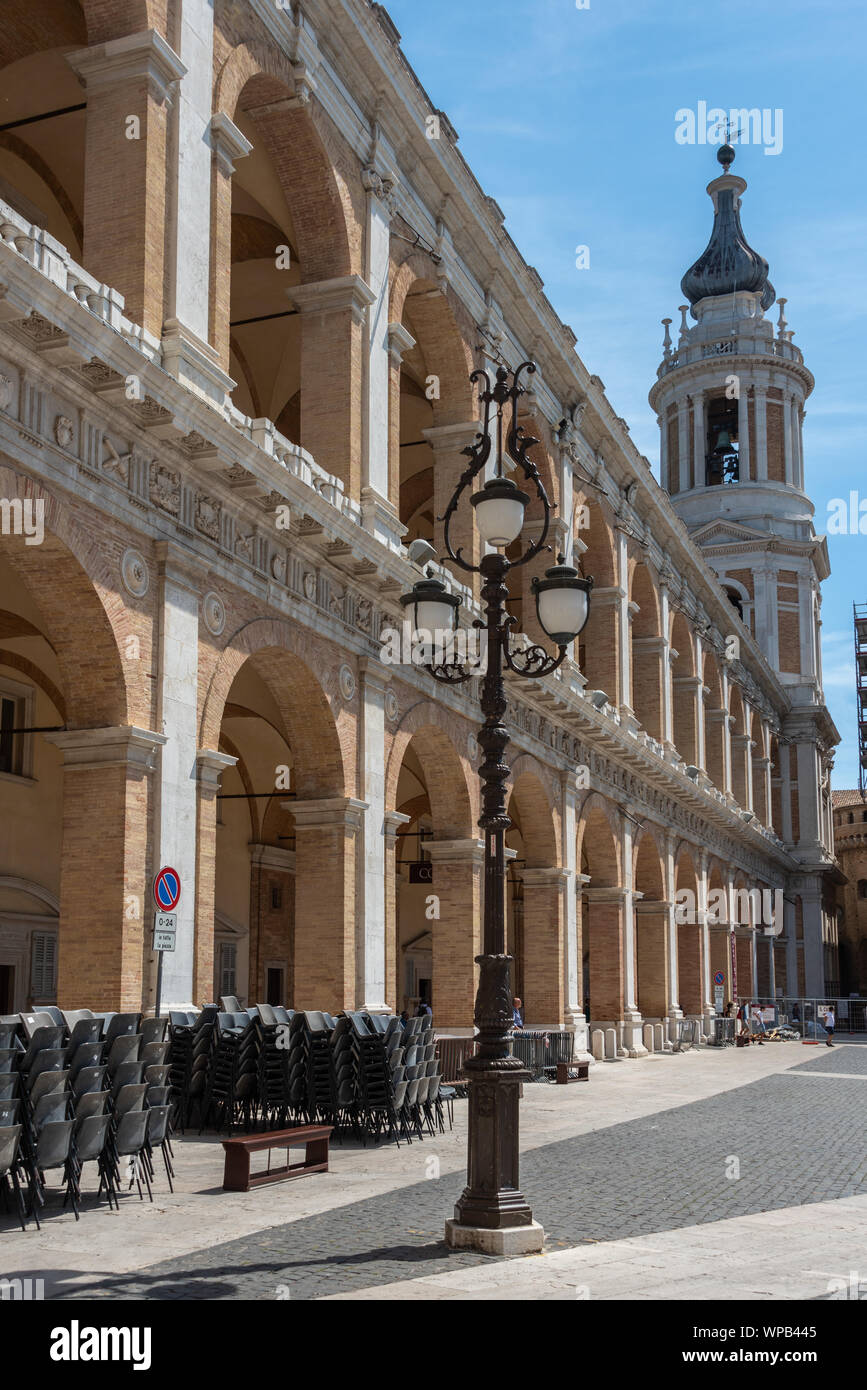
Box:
153 866 181 912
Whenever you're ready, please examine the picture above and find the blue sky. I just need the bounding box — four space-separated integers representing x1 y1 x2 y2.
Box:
387 0 867 787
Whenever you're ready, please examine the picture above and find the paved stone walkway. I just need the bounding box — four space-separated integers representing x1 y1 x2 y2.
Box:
58 1057 867 1301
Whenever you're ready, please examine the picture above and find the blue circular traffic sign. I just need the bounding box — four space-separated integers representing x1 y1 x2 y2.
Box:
713 970 725 986
154 866 181 911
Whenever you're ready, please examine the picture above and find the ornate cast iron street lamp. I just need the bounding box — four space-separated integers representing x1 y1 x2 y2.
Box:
400 361 593 1253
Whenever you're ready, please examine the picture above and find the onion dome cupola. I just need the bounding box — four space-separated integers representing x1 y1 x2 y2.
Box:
680 145 775 318
648 148 823 690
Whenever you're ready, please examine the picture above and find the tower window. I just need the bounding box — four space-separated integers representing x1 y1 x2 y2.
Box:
706 396 739 486
724 587 744 620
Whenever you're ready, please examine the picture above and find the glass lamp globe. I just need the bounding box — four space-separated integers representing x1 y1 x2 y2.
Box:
470 477 530 548
399 570 461 635
532 555 593 646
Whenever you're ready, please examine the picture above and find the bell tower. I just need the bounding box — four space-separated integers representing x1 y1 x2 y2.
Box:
649 142 828 692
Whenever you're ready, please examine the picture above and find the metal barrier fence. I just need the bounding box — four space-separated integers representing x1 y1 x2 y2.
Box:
708 1016 737 1047
737 998 867 1037
510 1030 575 1079
436 1031 575 1085
434 1036 478 1086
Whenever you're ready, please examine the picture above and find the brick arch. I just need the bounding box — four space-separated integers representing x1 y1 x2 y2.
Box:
630 560 663 739
574 494 616 587
633 825 666 898
671 610 698 765
0 466 129 727
507 757 558 867
199 619 348 800
674 844 700 893
577 794 621 885
390 256 476 427
214 44 352 286
385 700 474 840
79 0 164 44
0 2 87 67
575 495 618 700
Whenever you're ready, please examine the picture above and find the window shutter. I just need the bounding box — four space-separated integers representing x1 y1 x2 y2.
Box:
31 932 58 999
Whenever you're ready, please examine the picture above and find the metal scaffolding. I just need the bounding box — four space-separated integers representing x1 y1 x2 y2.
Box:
856 603 867 793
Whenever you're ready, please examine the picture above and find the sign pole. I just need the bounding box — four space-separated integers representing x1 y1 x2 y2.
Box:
151 865 181 1018
155 948 165 1020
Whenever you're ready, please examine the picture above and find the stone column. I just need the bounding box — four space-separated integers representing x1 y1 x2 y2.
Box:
754 384 768 480
792 398 804 490
290 797 367 1013
698 851 715 1030
357 657 391 1012
521 867 568 1029
193 748 237 1005
663 832 682 1037
207 111 252 370
782 388 794 486
618 813 646 1056
796 741 823 855
767 932 777 1003
691 389 704 488
731 732 752 809
385 320 416 510
151 543 205 1009
677 398 690 492
779 741 793 843
383 809 411 1013
424 838 484 1032
658 412 669 492
67 31 186 335
45 727 166 1011
562 771 590 1056
360 167 404 551
737 384 751 480
161 0 235 406
289 275 375 496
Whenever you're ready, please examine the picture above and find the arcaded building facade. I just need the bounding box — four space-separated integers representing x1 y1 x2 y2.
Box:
0 0 840 1055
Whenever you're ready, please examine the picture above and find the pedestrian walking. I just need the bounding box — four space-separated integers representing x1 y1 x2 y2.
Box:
824 1006 835 1047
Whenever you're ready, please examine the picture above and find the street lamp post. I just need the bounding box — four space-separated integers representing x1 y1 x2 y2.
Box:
400 361 593 1254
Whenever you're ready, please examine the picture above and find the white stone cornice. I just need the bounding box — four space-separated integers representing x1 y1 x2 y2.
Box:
386 320 416 364
66 30 186 106
288 796 368 830
421 420 481 451
288 275 375 325
424 838 485 865
196 748 238 795
209 113 253 178
45 725 167 772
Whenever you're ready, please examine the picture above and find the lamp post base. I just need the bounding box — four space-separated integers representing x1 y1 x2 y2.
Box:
445 1217 545 1256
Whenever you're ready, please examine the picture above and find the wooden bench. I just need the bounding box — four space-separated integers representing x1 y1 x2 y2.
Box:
221 1125 333 1192
545 1060 590 1084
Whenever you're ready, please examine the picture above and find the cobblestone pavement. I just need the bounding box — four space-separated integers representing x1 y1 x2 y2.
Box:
56 1058 867 1301
792 1042 867 1074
